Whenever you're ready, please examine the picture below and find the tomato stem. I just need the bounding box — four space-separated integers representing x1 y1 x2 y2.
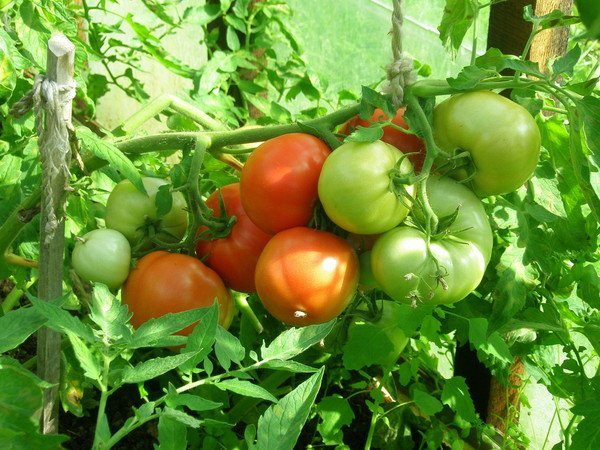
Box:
233 293 264 334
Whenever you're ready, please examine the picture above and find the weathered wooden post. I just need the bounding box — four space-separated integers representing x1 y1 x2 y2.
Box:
36 34 76 434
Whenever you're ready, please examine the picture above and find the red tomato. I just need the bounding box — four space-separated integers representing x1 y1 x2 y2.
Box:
339 108 425 170
122 251 234 334
255 227 359 326
196 183 272 293
240 133 331 234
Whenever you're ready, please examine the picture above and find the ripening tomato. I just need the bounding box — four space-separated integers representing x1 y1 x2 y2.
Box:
433 91 541 196
196 183 272 293
240 133 331 234
255 227 359 326
371 177 493 305
339 108 425 170
122 251 234 334
318 140 414 234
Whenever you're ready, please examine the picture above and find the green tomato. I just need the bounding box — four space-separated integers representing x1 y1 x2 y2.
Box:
345 300 409 368
433 91 541 196
72 228 131 290
318 140 414 234
371 176 492 305
104 177 188 248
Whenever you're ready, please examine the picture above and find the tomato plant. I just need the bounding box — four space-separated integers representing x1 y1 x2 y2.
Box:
318 140 414 234
240 133 331 234
71 228 131 290
371 176 493 305
433 91 541 196
105 177 188 248
196 183 272 293
255 227 359 326
122 251 234 334
339 108 426 170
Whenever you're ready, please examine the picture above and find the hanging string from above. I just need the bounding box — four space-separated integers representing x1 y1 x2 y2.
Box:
385 0 416 108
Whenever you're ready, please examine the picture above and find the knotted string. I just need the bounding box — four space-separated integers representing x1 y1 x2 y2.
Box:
10 76 76 244
385 0 416 108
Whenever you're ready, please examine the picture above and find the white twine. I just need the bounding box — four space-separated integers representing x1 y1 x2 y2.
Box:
10 75 76 244
385 0 416 108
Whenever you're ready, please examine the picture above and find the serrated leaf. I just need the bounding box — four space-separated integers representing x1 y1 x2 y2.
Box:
552 45 581 77
89 284 131 342
130 307 216 349
260 360 317 373
438 0 477 54
179 303 219 372
215 379 277 403
226 26 240 51
413 389 443 416
66 332 102 382
155 184 174 218
157 415 187 450
162 407 201 428
165 392 222 412
345 125 384 143
359 86 394 119
255 368 324 450
122 353 195 384
468 318 512 366
316 395 354 445
214 327 245 371
30 297 96 343
441 377 477 422
260 321 335 362
447 65 497 89
78 127 144 193
0 307 46 353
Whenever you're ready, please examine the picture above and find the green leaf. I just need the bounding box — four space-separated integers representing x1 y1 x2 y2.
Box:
179 303 219 372
413 389 443 416
162 407 201 428
214 327 245 371
468 318 512 366
576 0 600 39
489 243 537 333
155 184 174 219
122 353 195 384
316 395 355 445
344 125 384 144
157 415 187 450
165 391 222 412
0 358 68 449
215 379 277 403
66 332 102 382
0 307 46 353
255 368 325 450
476 48 544 78
89 284 131 343
438 0 477 54
226 26 240 51
447 65 497 90
77 127 145 194
359 86 394 119
260 321 335 362
441 377 477 422
571 396 600 450
30 297 96 343
130 306 216 349
552 44 581 77
260 360 318 373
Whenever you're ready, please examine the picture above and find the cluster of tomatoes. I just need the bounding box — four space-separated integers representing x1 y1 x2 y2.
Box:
72 90 541 334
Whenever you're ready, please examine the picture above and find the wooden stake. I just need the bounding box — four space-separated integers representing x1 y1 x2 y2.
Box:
37 34 75 435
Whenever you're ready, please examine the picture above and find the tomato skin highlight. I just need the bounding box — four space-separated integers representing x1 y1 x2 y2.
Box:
255 227 359 326
371 177 493 305
196 183 272 293
318 140 414 234
240 133 331 234
71 228 131 290
339 108 425 170
105 177 188 248
433 91 541 196
122 251 234 334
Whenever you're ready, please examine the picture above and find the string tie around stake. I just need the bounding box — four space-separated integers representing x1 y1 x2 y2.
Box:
10 75 77 244
385 0 416 108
